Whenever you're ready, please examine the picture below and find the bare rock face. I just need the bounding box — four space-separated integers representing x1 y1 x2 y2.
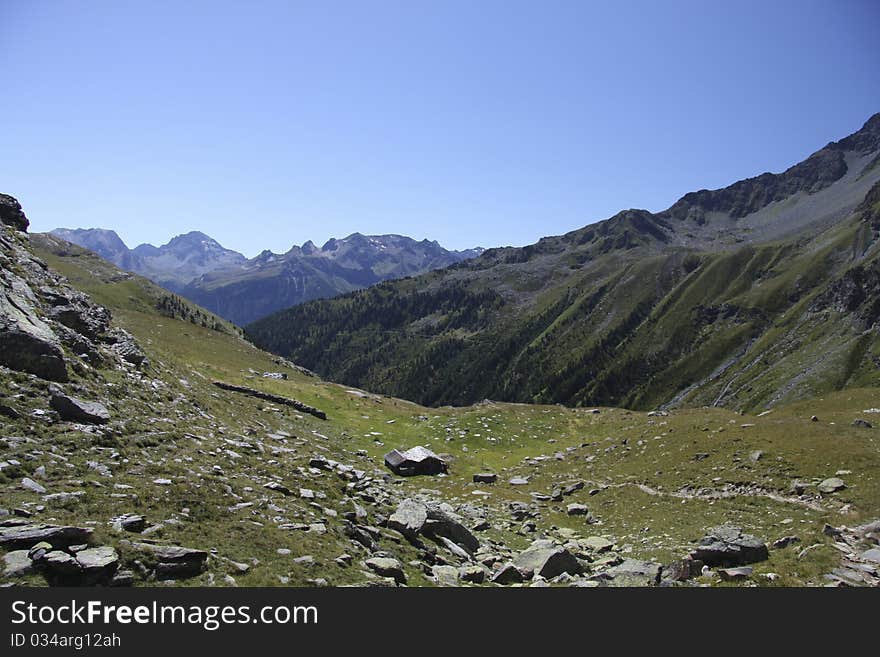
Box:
0 286 68 381
50 392 111 424
0 195 148 385
0 194 28 231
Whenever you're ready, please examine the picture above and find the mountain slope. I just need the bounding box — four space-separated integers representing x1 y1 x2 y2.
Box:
50 228 482 325
246 113 880 411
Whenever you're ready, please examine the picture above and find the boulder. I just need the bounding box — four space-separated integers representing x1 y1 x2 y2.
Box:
431 564 459 586
2 550 34 578
851 419 873 429
50 393 110 424
42 550 82 576
602 559 663 586
772 536 800 550
690 525 768 567
105 328 148 367
365 557 406 584
0 290 67 381
817 477 846 494
581 536 615 553
663 558 702 582
0 522 93 549
387 499 427 537
514 540 584 579
384 447 447 476
423 503 479 554
112 514 146 533
0 194 28 230
129 542 208 580
491 562 524 585
566 503 589 516
473 473 498 484
718 566 753 581
21 477 47 494
46 291 111 341
76 546 119 581
263 481 292 495
459 565 486 584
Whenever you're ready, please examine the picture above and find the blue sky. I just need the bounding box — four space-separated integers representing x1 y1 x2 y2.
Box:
1 0 878 256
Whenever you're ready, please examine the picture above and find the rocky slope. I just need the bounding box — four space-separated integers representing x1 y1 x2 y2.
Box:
2 194 878 588
247 113 880 412
51 228 482 326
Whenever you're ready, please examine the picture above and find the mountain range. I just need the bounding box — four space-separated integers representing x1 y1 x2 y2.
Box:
246 113 880 412
49 228 483 326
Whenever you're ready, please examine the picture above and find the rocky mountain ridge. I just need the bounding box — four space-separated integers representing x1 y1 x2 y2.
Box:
247 113 880 412
50 227 482 326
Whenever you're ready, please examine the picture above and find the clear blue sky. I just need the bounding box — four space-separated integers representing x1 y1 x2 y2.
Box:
2 0 878 256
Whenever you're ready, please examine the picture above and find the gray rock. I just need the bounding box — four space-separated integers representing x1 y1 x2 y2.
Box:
263 481 292 495
437 535 471 561
112 514 146 533
365 557 406 584
423 503 479 554
473 473 498 484
851 419 873 429
690 525 768 567
862 548 880 564
0 193 29 231
817 477 846 494
0 523 93 549
105 328 148 367
491 562 524 585
76 546 119 576
580 536 614 553
43 550 82 576
514 540 584 579
110 570 135 587
432 564 459 586
46 291 111 341
663 558 702 582
129 542 208 580
50 393 110 424
21 477 47 494
387 499 427 536
0 289 67 381
772 535 800 550
3 550 33 578
459 565 486 584
27 541 52 561
718 566 753 581
508 477 529 486
603 559 663 585
566 503 589 516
